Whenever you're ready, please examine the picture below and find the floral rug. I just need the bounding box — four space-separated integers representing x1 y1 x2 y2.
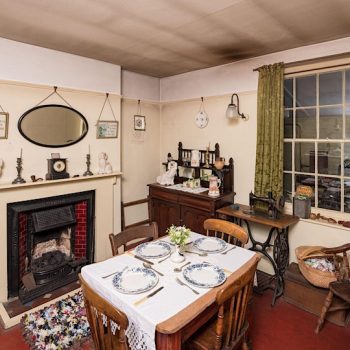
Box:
21 291 91 350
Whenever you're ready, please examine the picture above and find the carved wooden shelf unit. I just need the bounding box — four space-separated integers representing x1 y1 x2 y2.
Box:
150 142 235 235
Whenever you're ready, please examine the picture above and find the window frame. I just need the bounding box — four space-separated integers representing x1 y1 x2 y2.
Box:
284 64 350 216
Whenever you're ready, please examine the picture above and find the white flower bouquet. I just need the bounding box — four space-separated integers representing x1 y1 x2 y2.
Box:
167 225 190 247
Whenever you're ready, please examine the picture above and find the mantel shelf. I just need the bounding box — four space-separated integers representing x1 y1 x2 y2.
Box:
0 172 122 191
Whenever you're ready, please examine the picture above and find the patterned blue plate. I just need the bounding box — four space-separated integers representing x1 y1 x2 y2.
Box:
112 267 158 294
135 241 172 259
183 263 226 288
193 237 227 253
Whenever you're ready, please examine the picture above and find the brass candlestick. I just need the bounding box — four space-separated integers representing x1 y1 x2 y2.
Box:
83 154 93 176
12 157 26 184
203 147 210 168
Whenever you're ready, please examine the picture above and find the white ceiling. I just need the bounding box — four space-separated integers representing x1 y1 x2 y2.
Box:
0 0 349 77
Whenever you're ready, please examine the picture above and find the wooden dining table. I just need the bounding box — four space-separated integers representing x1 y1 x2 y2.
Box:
81 232 259 350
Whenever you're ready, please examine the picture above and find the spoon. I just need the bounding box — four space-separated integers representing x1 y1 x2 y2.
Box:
143 262 164 276
174 261 191 272
184 250 208 257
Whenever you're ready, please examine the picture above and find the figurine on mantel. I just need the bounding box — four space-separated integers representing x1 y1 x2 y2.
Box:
98 152 113 174
157 160 177 186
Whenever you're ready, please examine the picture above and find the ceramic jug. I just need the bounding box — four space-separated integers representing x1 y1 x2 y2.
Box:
208 175 221 197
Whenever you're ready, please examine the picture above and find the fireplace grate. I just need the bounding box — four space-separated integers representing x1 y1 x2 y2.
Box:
32 205 76 233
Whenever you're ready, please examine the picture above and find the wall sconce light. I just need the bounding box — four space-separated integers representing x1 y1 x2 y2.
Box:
226 93 248 120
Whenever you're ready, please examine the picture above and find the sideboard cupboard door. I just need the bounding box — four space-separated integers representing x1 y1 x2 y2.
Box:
181 206 209 235
151 198 180 236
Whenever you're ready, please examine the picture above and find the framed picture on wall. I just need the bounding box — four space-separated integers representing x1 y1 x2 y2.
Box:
0 112 9 139
134 115 146 131
96 120 118 139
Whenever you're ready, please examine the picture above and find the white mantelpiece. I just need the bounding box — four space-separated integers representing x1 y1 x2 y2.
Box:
0 172 122 303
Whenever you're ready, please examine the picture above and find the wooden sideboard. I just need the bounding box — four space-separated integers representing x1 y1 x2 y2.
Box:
148 183 234 235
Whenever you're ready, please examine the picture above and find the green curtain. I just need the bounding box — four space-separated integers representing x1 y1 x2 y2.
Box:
254 62 284 199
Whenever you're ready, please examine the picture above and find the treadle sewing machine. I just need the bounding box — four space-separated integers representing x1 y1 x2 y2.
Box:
244 191 285 219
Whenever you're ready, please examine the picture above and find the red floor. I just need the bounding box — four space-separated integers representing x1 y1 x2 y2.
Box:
0 291 349 350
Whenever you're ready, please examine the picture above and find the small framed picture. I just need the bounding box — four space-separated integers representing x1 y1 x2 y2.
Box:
0 112 9 139
134 115 146 131
96 120 119 139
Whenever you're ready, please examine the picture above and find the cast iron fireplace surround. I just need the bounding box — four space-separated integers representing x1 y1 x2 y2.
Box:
7 191 95 302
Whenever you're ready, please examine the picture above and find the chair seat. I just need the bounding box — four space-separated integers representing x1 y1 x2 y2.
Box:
186 311 248 350
330 281 350 303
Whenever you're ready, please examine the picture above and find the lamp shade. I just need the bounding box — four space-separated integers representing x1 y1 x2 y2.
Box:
226 103 239 119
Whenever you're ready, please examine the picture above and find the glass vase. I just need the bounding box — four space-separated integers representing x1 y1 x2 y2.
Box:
171 244 185 263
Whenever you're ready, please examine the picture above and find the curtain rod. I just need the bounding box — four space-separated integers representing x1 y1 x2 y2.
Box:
253 52 350 73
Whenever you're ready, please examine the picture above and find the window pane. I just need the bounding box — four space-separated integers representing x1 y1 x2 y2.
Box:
284 79 293 108
295 108 316 138
319 71 342 105
295 142 315 173
318 143 341 175
295 174 315 206
319 107 342 139
346 70 350 104
296 75 316 107
345 106 350 139
318 176 341 211
284 109 293 138
345 180 350 212
284 142 292 171
283 173 292 203
344 143 350 177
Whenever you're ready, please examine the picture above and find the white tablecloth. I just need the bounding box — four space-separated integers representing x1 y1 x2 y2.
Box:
81 232 256 350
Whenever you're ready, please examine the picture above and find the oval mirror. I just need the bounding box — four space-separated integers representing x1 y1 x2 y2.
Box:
18 104 88 147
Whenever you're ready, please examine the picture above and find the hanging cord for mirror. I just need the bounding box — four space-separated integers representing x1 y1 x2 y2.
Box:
96 93 117 123
0 104 5 113
35 86 73 108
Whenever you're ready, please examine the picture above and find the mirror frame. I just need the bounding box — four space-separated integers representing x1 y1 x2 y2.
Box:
18 104 89 148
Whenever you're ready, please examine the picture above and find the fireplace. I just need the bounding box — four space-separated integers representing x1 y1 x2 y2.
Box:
7 191 95 303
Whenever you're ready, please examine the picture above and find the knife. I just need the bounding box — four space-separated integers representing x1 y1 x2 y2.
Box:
133 286 164 306
127 252 154 265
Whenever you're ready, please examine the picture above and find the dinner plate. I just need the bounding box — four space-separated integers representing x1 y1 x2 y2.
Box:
135 241 172 259
193 237 227 253
183 263 226 288
112 267 158 294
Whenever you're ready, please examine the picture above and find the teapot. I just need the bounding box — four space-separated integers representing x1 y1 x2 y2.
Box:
208 175 221 197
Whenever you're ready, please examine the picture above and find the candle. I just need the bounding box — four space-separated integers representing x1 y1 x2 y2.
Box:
20 148 22 159
88 144 90 155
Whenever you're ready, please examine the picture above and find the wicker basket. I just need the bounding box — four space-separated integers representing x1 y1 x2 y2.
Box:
295 246 337 288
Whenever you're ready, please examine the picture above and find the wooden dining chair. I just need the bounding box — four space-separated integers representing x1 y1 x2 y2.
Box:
109 222 159 256
79 274 129 350
204 218 249 247
315 243 350 333
185 256 260 350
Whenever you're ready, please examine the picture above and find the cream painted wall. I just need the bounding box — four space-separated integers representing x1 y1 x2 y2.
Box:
122 70 160 101
0 82 120 183
0 37 121 94
121 99 161 227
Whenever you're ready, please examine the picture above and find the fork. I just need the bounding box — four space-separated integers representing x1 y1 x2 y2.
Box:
175 277 200 295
